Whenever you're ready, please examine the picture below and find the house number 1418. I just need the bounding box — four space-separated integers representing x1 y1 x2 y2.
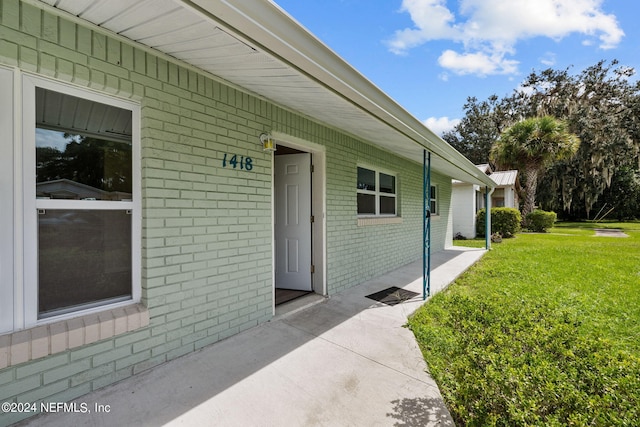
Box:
222 154 253 171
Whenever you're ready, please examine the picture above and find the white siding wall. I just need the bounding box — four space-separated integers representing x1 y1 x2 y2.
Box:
451 183 477 238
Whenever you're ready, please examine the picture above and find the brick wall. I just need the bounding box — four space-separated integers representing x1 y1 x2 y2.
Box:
0 1 453 423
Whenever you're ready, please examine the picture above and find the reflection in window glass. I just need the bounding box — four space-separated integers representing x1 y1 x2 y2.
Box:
357 167 376 191
35 88 132 201
38 210 132 317
356 167 397 216
34 85 135 319
380 196 396 214
357 193 376 215
379 173 395 194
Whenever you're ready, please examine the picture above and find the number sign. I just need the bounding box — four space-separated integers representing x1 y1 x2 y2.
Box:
222 153 253 171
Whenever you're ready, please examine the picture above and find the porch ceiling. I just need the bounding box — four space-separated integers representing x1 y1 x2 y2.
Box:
36 0 494 187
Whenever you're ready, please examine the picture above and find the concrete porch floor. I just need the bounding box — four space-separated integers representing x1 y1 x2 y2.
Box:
19 247 486 427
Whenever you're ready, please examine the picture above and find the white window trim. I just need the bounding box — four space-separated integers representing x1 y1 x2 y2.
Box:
0 66 15 335
20 74 142 330
356 165 398 218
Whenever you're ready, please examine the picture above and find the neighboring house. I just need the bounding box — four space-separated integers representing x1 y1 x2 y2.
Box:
0 1 495 422
452 164 519 238
37 179 132 201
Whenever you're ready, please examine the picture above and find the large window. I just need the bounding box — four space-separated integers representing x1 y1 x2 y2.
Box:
22 76 140 326
357 167 397 216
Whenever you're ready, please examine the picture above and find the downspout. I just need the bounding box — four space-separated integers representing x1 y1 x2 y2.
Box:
423 150 431 300
485 186 495 250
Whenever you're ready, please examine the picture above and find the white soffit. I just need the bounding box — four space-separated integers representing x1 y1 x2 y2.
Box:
35 0 494 187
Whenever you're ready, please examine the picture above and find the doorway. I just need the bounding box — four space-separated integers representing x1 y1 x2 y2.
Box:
273 138 325 308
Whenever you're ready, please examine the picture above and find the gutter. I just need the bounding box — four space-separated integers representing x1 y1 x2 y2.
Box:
183 0 496 189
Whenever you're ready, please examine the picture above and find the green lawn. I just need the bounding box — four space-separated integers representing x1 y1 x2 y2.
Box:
412 224 640 426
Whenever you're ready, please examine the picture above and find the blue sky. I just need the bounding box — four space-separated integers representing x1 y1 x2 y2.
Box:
273 0 640 135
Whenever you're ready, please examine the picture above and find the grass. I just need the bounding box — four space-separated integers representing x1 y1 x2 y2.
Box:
411 224 640 426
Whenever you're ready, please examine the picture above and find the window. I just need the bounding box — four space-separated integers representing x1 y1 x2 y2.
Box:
430 185 438 215
357 167 397 216
21 76 141 327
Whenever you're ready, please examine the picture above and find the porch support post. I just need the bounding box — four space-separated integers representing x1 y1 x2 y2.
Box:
423 150 431 300
485 185 491 250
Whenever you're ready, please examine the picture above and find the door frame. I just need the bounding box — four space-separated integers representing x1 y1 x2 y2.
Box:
271 132 326 314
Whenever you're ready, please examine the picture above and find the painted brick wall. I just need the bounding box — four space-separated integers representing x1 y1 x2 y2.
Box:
0 3 275 424
271 123 452 294
0 1 453 423
320 134 451 294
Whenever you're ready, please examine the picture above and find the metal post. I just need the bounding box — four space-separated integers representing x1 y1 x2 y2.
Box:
423 150 431 300
427 151 431 298
485 186 491 250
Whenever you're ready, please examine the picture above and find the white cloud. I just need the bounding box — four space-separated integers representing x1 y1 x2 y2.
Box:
540 52 557 66
438 50 518 76
36 128 70 151
424 116 461 135
387 0 459 54
387 0 624 75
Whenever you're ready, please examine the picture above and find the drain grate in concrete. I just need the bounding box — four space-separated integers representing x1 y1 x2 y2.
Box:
365 286 419 306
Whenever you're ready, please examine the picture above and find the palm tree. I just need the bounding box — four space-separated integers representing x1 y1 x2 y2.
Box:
490 116 580 218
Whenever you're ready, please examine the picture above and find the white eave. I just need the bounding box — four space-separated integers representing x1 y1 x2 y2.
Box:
34 0 495 188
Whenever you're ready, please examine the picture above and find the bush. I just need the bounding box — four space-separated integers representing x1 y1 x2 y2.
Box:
476 208 522 237
526 209 557 232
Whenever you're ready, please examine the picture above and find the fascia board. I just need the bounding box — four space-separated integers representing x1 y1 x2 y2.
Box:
181 0 495 188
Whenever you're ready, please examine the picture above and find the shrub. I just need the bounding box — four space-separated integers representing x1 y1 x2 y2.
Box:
526 209 557 232
476 208 522 237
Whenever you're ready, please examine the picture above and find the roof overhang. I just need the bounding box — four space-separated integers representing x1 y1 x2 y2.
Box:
34 0 495 188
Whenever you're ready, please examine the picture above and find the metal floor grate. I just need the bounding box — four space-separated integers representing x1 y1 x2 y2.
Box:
365 286 419 306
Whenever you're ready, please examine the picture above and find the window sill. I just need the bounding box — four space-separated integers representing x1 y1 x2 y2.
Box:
357 216 403 226
0 304 149 369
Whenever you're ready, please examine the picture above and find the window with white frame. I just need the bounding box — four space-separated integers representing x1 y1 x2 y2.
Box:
357 166 397 216
20 75 141 327
430 185 438 215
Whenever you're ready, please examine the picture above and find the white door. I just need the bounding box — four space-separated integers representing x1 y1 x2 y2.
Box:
275 153 312 291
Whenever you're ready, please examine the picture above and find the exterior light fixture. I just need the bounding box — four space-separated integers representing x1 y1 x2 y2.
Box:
259 133 276 152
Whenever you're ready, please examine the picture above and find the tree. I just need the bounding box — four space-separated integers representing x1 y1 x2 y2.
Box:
445 60 640 219
490 116 580 218
36 134 132 193
519 61 640 217
442 95 519 164
597 166 640 220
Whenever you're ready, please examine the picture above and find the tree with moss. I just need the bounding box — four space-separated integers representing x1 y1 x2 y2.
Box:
490 116 580 218
445 60 640 219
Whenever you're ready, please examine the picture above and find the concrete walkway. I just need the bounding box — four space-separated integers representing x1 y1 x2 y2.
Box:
594 228 629 237
19 247 486 427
